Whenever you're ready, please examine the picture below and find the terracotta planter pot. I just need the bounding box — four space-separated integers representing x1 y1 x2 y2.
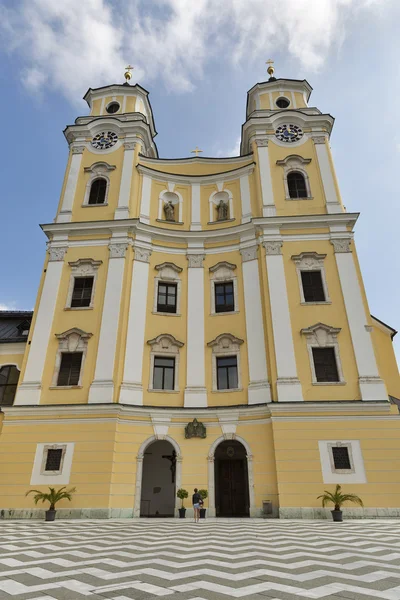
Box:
331 509 343 522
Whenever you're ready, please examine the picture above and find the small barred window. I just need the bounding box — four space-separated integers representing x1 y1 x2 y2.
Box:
45 449 63 471
332 446 351 470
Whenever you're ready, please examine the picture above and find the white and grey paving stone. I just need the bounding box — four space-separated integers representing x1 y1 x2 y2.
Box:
1 519 400 600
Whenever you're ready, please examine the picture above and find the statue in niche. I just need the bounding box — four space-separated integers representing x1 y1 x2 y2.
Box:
217 199 229 221
185 418 207 439
164 200 175 222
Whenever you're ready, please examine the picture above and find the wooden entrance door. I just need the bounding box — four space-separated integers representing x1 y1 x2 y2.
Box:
217 459 249 517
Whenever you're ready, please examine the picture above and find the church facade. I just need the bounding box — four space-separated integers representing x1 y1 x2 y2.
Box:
1 67 400 519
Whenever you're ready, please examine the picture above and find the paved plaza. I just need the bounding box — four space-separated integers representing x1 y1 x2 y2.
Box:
1 519 400 600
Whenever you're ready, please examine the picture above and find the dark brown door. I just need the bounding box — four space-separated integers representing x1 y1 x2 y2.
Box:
217 459 249 517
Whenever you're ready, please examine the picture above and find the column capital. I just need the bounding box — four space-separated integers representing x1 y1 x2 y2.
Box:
48 246 68 262
311 135 327 144
240 245 258 262
263 240 283 255
254 138 269 147
109 242 128 259
187 254 205 268
134 246 152 263
123 141 137 150
70 144 86 155
331 238 352 253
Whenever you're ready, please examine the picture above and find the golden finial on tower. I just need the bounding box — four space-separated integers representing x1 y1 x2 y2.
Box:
124 65 134 83
191 146 203 157
266 59 275 78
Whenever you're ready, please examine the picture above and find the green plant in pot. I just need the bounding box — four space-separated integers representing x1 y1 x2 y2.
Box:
25 486 76 522
198 489 208 519
177 488 188 518
317 484 363 522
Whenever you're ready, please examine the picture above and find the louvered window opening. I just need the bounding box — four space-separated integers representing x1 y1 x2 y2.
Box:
332 446 351 470
312 347 339 382
57 353 83 386
0 365 20 406
153 357 175 390
88 178 107 205
45 449 63 471
288 172 307 198
215 281 234 313
157 283 177 313
71 277 94 307
301 270 325 302
217 356 238 390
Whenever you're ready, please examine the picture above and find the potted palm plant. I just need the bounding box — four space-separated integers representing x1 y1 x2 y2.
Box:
317 484 363 522
177 488 188 518
198 489 208 519
26 486 76 522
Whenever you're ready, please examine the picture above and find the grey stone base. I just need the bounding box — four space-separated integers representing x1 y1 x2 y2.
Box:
0 508 134 520
279 507 400 519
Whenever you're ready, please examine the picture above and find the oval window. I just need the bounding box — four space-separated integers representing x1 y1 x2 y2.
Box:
106 102 120 114
276 97 290 109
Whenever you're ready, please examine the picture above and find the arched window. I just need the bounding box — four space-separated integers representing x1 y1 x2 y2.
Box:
287 172 307 198
88 178 107 205
0 365 20 406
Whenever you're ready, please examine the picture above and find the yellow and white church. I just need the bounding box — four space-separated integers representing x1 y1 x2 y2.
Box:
1 64 400 519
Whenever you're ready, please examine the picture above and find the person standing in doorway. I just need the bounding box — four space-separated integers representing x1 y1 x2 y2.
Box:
192 488 201 523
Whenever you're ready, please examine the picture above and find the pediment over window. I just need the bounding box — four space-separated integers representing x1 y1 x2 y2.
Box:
68 258 102 275
55 328 92 352
147 333 184 353
209 261 237 280
84 161 116 174
207 333 244 353
301 323 341 346
291 252 326 269
276 154 311 167
155 262 183 279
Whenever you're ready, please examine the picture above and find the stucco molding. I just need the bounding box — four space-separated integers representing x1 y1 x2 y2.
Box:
301 323 345 385
331 238 352 253
48 247 68 262
291 251 330 304
66 258 102 309
134 246 152 263
147 334 184 392
240 245 258 262
263 240 283 255
109 242 128 259
187 254 205 268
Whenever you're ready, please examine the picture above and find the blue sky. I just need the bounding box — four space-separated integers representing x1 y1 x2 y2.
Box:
0 0 399 361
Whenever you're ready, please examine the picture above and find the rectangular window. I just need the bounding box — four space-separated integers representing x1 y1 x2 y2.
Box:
45 448 63 472
157 283 177 314
301 271 325 302
153 356 175 390
217 356 238 390
71 277 94 308
57 352 83 386
215 282 234 313
332 446 352 470
312 347 339 382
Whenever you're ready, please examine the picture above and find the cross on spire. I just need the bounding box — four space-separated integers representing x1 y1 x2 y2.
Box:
124 65 134 83
191 146 203 157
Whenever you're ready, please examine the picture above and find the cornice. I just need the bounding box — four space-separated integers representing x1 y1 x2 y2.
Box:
139 153 253 166
136 162 255 185
269 401 391 416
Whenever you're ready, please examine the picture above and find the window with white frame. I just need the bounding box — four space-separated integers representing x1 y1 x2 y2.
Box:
207 333 243 392
292 252 330 304
0 365 20 406
209 262 238 315
66 259 102 309
153 262 182 315
209 189 234 223
83 161 115 206
41 445 67 474
147 334 184 392
276 155 312 200
31 442 75 485
52 328 92 388
318 440 366 484
301 323 345 385
158 190 183 223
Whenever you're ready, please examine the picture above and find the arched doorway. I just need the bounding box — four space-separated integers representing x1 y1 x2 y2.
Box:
140 440 177 517
215 440 250 517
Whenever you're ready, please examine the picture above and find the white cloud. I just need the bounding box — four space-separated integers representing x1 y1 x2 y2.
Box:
0 0 389 104
215 136 241 158
0 303 17 311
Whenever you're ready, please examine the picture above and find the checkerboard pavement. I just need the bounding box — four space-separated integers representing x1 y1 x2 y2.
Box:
1 518 400 600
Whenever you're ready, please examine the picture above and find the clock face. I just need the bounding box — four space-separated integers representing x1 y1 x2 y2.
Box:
275 124 303 143
91 131 118 150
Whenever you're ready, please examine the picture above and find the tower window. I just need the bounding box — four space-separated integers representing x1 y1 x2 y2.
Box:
332 446 352 470
157 283 177 314
88 178 107 205
276 97 290 109
106 102 120 114
216 356 238 390
287 172 307 198
312 348 339 383
0 365 20 406
301 271 326 302
71 277 94 308
153 357 175 390
215 282 234 313
57 352 83 387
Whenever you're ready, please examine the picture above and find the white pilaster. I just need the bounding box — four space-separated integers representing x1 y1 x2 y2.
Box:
57 145 85 223
240 175 252 223
331 238 387 401
240 244 271 404
190 183 201 231
184 253 207 407
115 141 136 220
15 246 67 405
313 136 341 214
119 245 152 406
264 239 303 402
88 239 127 404
255 139 275 217
139 174 151 224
